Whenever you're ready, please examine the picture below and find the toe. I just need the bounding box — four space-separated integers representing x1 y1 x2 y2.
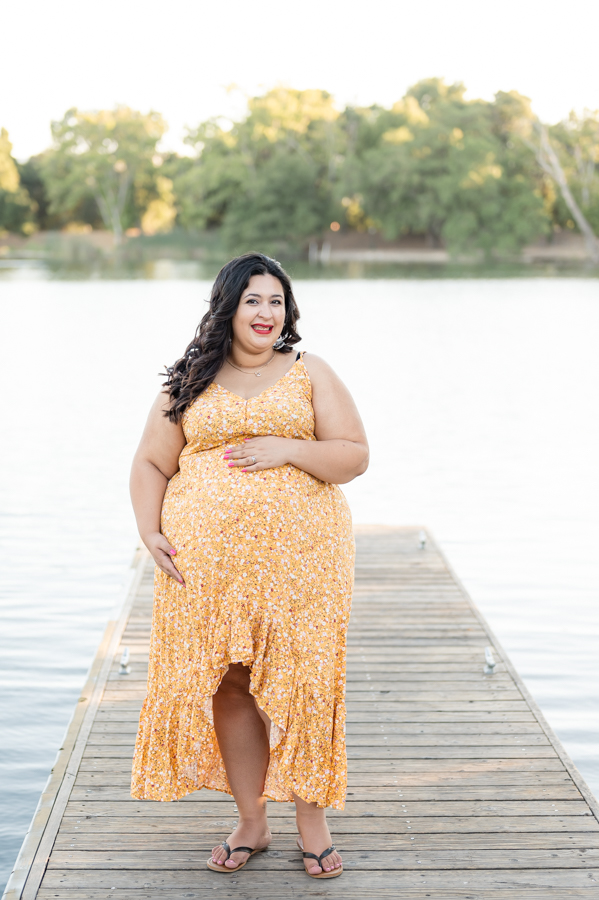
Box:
328 850 342 869
307 862 323 875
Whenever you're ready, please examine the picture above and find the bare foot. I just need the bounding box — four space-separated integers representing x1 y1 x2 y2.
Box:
294 796 342 875
210 819 271 869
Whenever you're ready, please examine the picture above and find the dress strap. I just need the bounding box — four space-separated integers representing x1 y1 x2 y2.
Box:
296 350 305 360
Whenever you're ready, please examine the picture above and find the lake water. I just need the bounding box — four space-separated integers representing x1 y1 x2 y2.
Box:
1 275 598 889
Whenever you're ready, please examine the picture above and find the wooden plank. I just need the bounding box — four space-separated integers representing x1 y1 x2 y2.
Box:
35 890 599 900
38 869 599 888
92 709 539 723
89 720 547 735
74 764 578 785
62 797 593 816
71 779 585 801
61 807 599 832
104 679 522 691
47 848 599 869
86 730 553 746
80 742 557 759
53 833 599 851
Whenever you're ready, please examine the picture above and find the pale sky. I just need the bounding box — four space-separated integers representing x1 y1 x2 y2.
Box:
3 0 599 160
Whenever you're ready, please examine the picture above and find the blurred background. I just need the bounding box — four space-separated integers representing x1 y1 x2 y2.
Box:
1 0 599 890
2 0 599 274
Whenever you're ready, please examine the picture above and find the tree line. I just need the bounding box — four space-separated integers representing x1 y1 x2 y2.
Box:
1 80 599 260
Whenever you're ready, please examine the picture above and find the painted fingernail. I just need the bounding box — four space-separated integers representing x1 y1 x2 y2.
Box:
228 462 235 467
241 468 246 472
169 549 176 556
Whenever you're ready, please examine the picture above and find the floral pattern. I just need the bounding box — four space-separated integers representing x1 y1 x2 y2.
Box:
131 357 355 809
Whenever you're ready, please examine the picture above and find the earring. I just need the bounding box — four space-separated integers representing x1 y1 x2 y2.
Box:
273 336 286 350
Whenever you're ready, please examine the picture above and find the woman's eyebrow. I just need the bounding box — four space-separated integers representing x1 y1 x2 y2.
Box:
243 292 284 299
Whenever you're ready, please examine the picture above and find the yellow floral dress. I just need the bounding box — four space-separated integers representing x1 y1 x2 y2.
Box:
131 355 355 809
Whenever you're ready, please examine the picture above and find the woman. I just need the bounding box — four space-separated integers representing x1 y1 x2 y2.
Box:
130 253 369 879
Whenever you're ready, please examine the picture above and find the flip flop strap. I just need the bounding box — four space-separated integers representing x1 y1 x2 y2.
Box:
220 842 255 860
302 845 335 863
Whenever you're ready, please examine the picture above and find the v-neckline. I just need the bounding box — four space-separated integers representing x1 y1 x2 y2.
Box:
211 357 302 402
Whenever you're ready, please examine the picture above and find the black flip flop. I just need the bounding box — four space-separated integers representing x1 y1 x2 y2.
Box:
296 836 343 879
206 841 264 873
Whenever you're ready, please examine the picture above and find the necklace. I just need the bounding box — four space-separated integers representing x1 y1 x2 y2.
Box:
226 353 276 377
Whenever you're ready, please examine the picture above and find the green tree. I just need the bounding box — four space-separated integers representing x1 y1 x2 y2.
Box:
41 107 166 243
175 120 250 231
222 150 324 252
175 88 341 252
0 128 37 233
339 80 549 255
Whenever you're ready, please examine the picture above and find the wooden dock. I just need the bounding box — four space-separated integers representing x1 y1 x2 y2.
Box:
5 526 599 899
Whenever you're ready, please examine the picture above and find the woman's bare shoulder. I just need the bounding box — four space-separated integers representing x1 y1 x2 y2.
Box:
300 352 338 381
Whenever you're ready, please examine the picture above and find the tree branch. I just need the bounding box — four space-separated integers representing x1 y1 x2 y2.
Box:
534 123 599 263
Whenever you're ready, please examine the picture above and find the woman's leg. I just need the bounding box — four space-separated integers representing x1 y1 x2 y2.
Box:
211 663 272 868
294 794 343 874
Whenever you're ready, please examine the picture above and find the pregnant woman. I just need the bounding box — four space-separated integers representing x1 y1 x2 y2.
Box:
130 253 368 878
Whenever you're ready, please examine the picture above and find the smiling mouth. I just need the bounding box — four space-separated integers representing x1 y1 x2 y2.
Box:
251 324 274 334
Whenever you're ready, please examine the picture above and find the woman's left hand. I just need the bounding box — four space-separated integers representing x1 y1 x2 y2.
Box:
223 436 292 472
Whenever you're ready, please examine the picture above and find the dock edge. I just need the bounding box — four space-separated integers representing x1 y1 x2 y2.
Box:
2 547 150 900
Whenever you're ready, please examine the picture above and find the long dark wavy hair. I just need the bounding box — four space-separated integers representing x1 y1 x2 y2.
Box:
163 253 301 423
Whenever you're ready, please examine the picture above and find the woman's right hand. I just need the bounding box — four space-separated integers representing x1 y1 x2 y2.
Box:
143 531 185 585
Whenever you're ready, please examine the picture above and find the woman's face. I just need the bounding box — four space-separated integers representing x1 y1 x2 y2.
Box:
231 273 286 353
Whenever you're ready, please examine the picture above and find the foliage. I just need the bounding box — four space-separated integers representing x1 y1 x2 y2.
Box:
141 175 177 235
339 81 549 254
40 107 166 243
8 84 599 257
549 111 599 232
175 88 339 252
171 81 556 256
0 128 37 233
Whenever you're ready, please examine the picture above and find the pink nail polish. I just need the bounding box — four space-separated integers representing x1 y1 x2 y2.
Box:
169 549 176 556
228 462 234 467
241 468 246 472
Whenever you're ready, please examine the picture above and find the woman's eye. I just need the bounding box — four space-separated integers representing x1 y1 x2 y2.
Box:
271 299 282 305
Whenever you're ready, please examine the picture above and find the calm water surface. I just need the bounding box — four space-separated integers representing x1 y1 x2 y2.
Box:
1 277 598 888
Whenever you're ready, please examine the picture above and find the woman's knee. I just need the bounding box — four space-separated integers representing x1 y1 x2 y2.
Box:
217 663 251 697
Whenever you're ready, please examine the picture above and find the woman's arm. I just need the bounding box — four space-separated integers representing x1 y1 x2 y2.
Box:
130 391 187 583
226 354 369 484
